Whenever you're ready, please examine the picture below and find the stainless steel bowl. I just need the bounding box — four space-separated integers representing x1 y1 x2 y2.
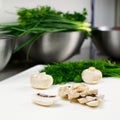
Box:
0 35 16 71
91 26 120 59
18 32 85 63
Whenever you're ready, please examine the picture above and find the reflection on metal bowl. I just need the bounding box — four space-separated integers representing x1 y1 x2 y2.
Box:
17 32 85 63
0 35 16 71
91 26 120 60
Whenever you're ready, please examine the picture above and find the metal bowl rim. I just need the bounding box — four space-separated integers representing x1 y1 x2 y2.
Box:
92 26 120 31
0 35 16 40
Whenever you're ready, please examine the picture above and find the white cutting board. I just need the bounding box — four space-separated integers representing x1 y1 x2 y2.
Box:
0 65 120 120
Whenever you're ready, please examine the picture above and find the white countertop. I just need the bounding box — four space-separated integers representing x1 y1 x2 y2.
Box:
0 65 120 120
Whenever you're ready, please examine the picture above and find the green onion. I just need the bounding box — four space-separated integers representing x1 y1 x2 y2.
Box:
0 6 91 53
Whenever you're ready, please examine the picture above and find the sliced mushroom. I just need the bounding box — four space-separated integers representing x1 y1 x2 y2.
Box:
78 95 104 107
32 93 57 106
58 83 104 107
68 90 80 101
77 98 88 104
87 89 98 96
58 86 71 98
86 100 100 107
71 83 89 92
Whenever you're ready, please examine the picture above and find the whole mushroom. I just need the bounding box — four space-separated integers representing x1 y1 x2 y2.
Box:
31 72 53 89
81 67 102 84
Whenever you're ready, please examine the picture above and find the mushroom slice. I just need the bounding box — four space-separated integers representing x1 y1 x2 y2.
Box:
32 93 57 106
78 98 88 104
86 100 100 107
87 89 98 96
71 83 89 92
68 90 80 101
86 95 104 107
58 86 71 98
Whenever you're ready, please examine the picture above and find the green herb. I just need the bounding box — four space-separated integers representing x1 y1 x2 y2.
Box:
17 6 87 25
0 6 91 54
40 60 120 84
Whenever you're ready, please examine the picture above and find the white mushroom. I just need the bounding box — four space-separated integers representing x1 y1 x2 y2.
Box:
31 72 53 89
81 67 103 84
32 93 57 106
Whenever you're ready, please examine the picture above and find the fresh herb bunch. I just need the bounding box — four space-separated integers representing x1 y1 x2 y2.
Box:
63 8 87 21
41 60 120 84
17 6 87 25
17 6 64 25
0 6 91 53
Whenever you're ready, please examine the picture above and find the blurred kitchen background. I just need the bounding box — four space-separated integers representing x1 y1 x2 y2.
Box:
0 0 119 80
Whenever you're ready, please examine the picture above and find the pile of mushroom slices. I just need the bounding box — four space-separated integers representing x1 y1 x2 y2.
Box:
59 83 104 107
